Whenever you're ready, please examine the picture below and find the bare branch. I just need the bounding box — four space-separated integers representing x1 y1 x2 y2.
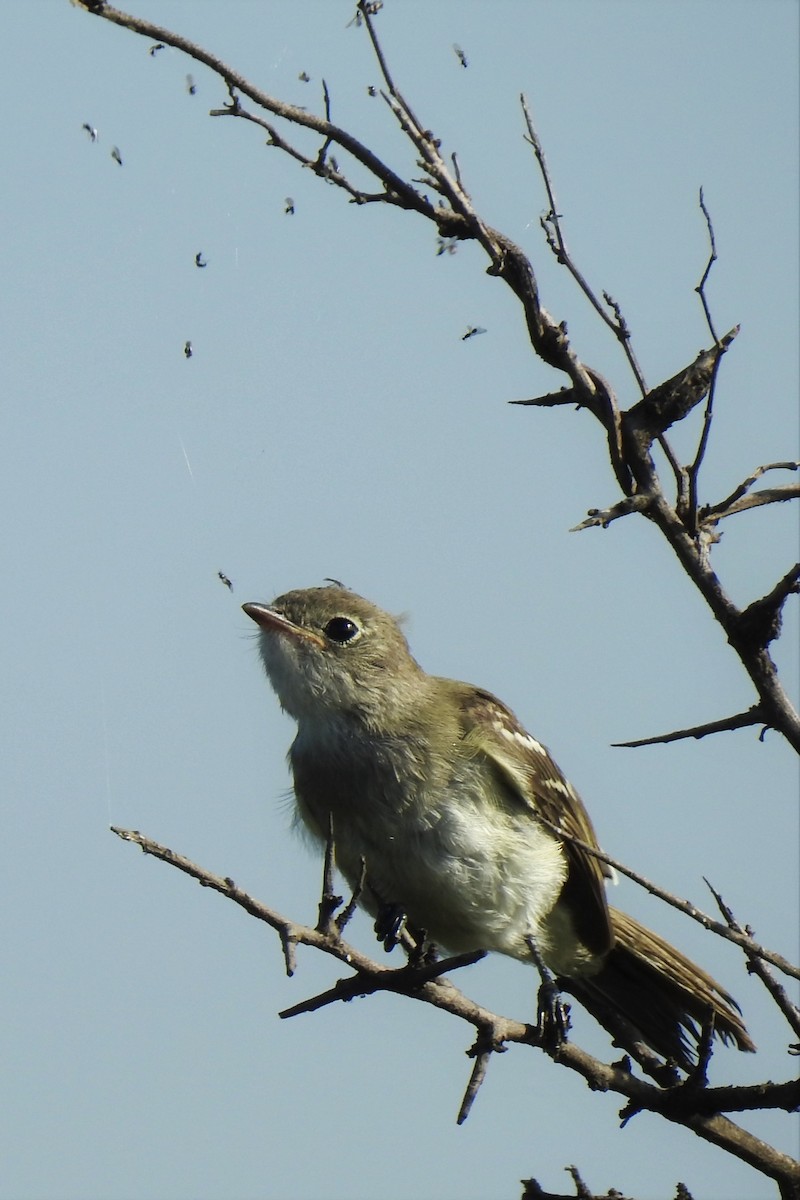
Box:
520 94 648 396
702 485 800 527
696 187 719 344
82 3 439 219
458 1028 506 1125
534 817 800 982
640 490 800 751
613 706 767 748
704 880 800 1042
75 0 799 757
685 189 738 532
702 461 800 522
66 3 799 1185
569 494 653 531
510 388 579 409
359 0 426 141
279 947 487 1020
109 824 800 1190
684 351 724 532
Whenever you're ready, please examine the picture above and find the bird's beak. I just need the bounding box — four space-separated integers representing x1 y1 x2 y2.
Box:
242 603 325 647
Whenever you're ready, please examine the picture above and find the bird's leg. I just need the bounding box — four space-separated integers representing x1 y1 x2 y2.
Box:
525 935 571 1051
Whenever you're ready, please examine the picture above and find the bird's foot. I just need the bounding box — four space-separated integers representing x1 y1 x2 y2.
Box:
535 977 571 1052
374 902 407 952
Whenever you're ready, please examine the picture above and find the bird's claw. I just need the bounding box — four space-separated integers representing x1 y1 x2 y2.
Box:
374 902 407 952
535 977 571 1052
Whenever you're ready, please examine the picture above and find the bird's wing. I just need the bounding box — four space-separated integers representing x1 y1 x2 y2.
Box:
455 684 614 955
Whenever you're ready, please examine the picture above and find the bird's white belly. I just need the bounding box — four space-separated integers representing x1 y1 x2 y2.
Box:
306 778 569 962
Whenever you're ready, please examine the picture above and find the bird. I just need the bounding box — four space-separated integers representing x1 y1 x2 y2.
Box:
195 252 207 268
110 145 123 166
243 585 754 1069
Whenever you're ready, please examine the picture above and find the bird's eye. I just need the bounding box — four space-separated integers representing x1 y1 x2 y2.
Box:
324 616 360 644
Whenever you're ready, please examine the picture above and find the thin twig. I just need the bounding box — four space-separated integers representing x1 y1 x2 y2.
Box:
359 0 426 140
75 0 800 756
521 93 647 396
701 486 800 527
457 1031 502 1125
534 818 800 981
696 187 719 344
683 190 724 531
704 880 800 1041
613 706 767 747
702 461 800 521
108 823 800 1187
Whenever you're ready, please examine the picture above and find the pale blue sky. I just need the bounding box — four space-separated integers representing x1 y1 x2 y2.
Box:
2 3 798 1199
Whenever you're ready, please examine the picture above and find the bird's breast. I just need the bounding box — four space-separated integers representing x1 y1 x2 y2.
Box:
289 725 570 959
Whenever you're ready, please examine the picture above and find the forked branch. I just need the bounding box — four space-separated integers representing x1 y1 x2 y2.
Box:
109 824 800 1195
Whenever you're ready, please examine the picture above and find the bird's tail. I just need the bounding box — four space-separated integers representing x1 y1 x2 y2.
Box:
560 907 755 1069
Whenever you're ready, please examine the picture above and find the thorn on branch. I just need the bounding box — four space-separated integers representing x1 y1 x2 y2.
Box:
280 928 297 977
457 1028 505 1125
510 387 578 408
612 706 765 747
